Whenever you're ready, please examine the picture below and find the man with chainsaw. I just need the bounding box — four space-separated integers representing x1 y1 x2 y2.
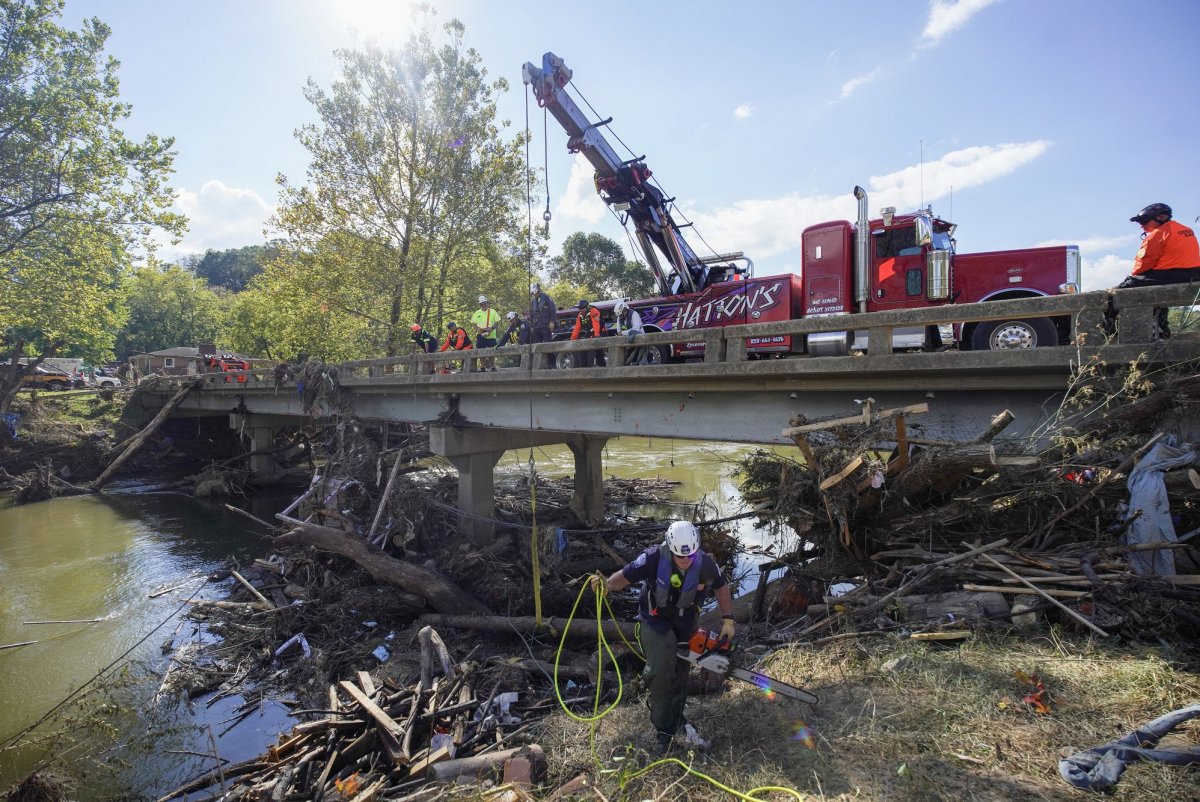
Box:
594 521 735 752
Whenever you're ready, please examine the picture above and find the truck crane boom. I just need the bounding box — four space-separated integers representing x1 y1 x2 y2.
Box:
523 52 745 296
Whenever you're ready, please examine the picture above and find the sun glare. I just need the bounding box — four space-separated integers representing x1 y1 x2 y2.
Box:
333 0 415 42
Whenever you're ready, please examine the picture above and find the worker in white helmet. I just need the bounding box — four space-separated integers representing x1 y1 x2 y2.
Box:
470 295 499 371
594 521 734 753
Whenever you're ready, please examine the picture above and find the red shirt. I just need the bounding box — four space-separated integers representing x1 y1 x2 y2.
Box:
1133 220 1199 275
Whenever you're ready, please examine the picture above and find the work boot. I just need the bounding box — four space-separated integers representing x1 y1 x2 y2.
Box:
653 730 673 755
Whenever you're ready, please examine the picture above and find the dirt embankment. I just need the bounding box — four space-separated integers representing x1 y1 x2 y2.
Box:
0 388 243 493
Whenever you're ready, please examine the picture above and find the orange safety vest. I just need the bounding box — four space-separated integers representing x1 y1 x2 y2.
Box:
570 306 601 339
439 329 473 351
1133 220 1200 275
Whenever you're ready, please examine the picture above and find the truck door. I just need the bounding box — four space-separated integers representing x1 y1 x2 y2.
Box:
870 225 926 310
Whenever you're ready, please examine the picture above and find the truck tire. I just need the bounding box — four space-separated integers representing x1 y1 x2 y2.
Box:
554 349 606 370
970 318 1058 351
48 380 69 391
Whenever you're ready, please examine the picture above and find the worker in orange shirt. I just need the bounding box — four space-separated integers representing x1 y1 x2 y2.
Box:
1116 203 1200 338
570 299 602 368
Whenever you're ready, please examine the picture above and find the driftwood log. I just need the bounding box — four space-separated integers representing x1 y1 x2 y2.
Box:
274 520 491 616
92 379 200 491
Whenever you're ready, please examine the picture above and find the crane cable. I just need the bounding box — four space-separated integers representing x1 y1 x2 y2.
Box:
524 85 543 628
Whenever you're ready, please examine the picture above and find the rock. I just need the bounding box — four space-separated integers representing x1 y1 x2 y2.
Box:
882 655 914 673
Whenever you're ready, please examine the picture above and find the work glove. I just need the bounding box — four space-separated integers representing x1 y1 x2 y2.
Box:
625 330 637 344
719 617 736 643
588 572 609 598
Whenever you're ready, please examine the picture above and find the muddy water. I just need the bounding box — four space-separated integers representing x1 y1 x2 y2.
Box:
0 487 298 796
0 438 792 796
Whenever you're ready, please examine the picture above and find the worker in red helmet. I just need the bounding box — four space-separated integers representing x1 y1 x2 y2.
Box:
1116 203 1200 338
410 323 438 353
592 521 735 754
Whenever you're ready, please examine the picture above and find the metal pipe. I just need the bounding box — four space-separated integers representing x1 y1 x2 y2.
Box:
853 186 869 313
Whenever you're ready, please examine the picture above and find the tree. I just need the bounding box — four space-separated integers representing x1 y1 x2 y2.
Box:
185 244 276 292
115 264 226 359
0 0 182 414
267 14 533 357
547 232 655 300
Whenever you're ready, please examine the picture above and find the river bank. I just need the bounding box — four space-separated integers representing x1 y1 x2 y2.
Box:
4 368 1200 800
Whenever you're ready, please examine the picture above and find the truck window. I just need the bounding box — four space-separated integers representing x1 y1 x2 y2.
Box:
905 268 924 296
874 227 919 259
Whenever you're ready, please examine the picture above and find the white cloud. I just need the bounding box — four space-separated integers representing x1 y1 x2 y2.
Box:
839 68 880 100
733 103 754 119
159 180 275 260
1035 235 1139 291
921 0 1000 45
866 140 1051 210
681 140 1051 260
1082 254 1133 292
556 155 607 224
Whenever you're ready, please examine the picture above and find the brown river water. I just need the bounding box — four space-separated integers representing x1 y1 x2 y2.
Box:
0 437 794 797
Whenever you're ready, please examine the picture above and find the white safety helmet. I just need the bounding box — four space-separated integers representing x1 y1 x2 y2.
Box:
665 521 700 558
505 311 516 320
614 299 629 315
530 283 541 294
478 295 489 304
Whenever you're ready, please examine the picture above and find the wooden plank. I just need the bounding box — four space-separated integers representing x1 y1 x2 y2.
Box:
407 745 453 778
962 583 1090 599
783 403 929 436
231 570 272 608
977 552 1109 637
339 680 403 740
910 631 971 641
357 671 376 697
819 456 864 491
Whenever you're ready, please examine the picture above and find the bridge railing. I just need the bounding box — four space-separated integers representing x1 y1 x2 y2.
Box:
151 284 1198 390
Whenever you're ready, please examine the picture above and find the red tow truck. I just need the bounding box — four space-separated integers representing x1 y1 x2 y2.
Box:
523 52 1080 367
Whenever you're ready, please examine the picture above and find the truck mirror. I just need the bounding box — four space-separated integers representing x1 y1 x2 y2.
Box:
914 213 933 247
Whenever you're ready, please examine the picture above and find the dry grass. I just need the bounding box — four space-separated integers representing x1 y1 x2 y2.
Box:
535 631 1200 801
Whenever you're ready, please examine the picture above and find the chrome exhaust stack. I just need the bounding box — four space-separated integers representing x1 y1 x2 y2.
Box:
853 186 870 314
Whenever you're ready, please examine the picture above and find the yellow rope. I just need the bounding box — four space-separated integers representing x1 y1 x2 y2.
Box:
551 577 803 801
530 458 542 628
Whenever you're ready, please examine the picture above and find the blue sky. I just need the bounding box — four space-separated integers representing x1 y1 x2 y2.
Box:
64 0 1200 291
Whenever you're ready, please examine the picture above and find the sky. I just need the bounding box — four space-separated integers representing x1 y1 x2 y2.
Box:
62 0 1200 292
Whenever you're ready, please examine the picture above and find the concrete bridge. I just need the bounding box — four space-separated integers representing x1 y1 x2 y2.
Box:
144 285 1200 536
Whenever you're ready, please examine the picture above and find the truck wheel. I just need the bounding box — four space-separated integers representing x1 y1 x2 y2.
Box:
971 318 1058 351
554 350 607 370
48 380 69 391
640 343 672 366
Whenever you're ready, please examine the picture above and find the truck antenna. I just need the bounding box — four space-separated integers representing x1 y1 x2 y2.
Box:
919 140 924 209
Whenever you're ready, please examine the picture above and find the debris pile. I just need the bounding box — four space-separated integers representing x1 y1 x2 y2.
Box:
735 358 1200 644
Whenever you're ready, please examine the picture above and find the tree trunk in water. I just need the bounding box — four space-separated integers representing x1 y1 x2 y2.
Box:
274 520 492 616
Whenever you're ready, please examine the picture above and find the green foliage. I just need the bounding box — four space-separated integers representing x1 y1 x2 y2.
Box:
115 264 226 358
547 232 656 300
0 0 184 258
0 221 128 362
0 0 182 411
264 13 536 357
184 244 276 292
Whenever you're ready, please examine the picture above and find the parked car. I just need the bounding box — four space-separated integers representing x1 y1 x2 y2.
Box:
89 373 124 389
19 364 75 391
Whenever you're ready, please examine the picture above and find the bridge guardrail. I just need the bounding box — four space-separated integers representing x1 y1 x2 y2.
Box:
147 284 1198 391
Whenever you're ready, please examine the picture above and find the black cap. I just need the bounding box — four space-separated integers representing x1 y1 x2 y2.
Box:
447 321 457 329
578 299 589 309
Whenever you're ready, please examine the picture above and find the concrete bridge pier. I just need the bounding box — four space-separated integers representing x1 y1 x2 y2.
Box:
567 435 610 526
429 426 610 543
230 413 291 481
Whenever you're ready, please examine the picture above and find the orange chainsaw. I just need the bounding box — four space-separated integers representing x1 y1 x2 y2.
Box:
679 629 818 704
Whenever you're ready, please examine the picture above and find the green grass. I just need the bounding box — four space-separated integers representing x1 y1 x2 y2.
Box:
537 630 1200 801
